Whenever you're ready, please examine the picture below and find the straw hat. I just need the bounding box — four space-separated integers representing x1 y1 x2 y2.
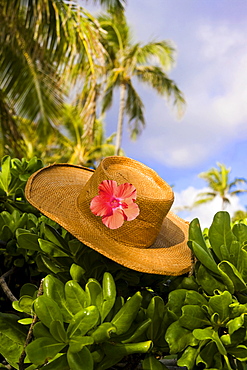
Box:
25 156 192 275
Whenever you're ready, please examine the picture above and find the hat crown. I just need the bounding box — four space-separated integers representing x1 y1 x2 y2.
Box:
77 157 174 248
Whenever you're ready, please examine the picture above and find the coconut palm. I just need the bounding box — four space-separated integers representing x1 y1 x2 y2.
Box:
232 210 247 223
193 163 247 210
99 11 185 155
58 103 116 166
0 0 124 158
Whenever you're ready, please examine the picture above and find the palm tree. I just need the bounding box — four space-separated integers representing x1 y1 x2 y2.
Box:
232 210 247 223
0 0 124 158
99 11 186 155
57 103 116 166
193 163 247 210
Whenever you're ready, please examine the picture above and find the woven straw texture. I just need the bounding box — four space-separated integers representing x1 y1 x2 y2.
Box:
25 157 192 275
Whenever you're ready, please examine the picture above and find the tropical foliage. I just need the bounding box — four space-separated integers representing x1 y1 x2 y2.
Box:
99 11 185 154
2 156 247 369
193 163 247 210
0 0 185 162
0 0 124 163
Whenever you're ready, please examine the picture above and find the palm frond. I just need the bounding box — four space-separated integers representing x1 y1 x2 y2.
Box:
135 65 185 114
102 86 114 112
88 0 126 12
193 195 216 207
230 189 247 196
0 90 24 158
229 177 247 189
125 81 145 139
101 68 123 112
135 41 175 69
99 12 131 56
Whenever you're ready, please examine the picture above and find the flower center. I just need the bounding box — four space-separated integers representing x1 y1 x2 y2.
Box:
110 198 128 209
110 198 120 208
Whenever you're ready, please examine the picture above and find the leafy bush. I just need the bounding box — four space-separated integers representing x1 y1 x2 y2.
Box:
165 213 247 370
1 156 247 369
0 157 171 369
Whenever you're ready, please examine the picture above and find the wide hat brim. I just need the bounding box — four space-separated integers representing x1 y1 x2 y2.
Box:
25 162 192 276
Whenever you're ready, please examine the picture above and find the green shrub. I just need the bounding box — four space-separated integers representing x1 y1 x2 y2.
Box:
165 212 247 370
1 156 247 369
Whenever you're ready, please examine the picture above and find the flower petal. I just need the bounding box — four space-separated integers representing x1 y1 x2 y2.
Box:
102 208 125 229
122 201 140 221
98 180 118 198
115 183 137 200
90 195 112 217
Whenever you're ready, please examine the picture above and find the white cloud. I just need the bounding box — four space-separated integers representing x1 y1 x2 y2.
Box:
199 24 245 60
172 186 245 229
128 21 247 169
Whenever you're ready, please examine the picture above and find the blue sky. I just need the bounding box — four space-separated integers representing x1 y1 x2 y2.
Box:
85 0 247 227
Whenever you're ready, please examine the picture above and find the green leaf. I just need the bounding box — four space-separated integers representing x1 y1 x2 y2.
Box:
208 291 232 322
20 283 38 298
165 321 198 354
67 306 99 338
111 292 143 335
189 218 208 252
96 354 123 370
85 278 102 307
16 231 40 251
196 341 218 368
193 328 227 355
218 267 235 294
227 345 247 360
91 349 104 364
68 239 82 256
197 264 226 295
50 320 68 343
102 341 152 357
146 296 165 342
226 314 246 335
91 322 117 343
34 296 64 328
142 354 168 370
26 337 66 365
179 305 210 330
177 346 198 370
39 239 69 257
0 156 11 192
69 335 94 353
43 275 72 322
39 254 62 274
122 318 152 344
238 249 247 283
184 290 208 306
0 313 27 368
18 318 33 325
218 261 247 292
18 295 34 314
43 224 69 252
208 211 235 260
38 354 69 370
70 263 85 282
188 240 220 275
33 322 53 339
167 289 187 317
65 280 88 314
0 225 13 241
101 272 116 322
228 240 242 269
233 223 247 246
67 346 93 370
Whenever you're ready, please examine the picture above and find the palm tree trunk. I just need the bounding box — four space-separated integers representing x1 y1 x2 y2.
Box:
115 83 126 155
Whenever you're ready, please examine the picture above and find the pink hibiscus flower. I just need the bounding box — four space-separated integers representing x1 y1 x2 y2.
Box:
90 180 140 229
